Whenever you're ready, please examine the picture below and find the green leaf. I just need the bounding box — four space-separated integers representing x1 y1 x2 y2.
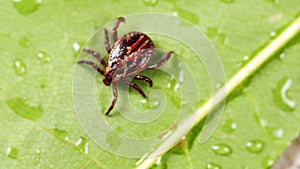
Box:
1 1 300 169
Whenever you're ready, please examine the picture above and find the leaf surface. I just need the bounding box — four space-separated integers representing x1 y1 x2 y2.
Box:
0 0 300 169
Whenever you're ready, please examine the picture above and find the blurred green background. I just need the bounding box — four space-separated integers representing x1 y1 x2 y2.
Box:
1 0 300 168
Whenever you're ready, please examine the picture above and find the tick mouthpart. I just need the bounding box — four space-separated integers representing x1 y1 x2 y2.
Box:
103 78 111 86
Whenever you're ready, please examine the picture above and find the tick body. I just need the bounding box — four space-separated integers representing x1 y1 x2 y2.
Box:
78 17 173 115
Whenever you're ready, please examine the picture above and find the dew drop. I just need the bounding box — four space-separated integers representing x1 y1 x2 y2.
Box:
257 117 268 128
172 11 178 16
140 99 151 109
72 41 84 57
34 148 41 165
273 78 296 112
220 0 234 3
223 36 230 46
6 97 44 121
167 77 181 107
37 51 51 63
174 83 180 92
279 52 285 59
221 118 237 133
206 162 222 169
6 147 18 159
151 98 161 109
52 128 69 141
143 0 158 6
75 136 89 154
273 128 284 138
262 156 275 168
243 55 249 61
270 31 276 38
211 143 232 156
171 2 199 24
245 140 264 153
12 0 42 15
72 42 81 52
266 127 284 139
167 82 171 88
261 120 267 127
13 59 26 75
214 83 221 89
171 95 181 109
178 69 184 83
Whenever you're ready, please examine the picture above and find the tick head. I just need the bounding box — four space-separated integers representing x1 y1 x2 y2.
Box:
103 77 112 86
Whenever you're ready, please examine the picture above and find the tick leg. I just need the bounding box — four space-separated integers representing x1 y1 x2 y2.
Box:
147 51 173 69
112 17 125 42
104 29 111 53
122 80 146 98
77 60 104 75
134 75 153 87
83 48 106 66
106 82 118 115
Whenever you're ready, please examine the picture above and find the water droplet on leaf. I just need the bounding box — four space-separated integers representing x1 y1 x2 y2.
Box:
172 11 178 16
52 128 69 141
6 147 18 159
255 115 268 128
13 59 26 75
223 36 230 46
151 98 161 109
72 41 84 57
178 69 184 83
37 51 51 63
75 136 89 154
171 2 199 24
222 118 237 133
273 78 296 112
139 99 151 109
245 140 264 153
72 42 81 52
262 156 275 168
12 0 42 15
215 83 221 89
266 126 284 139
211 143 232 156
270 31 276 38
273 128 284 138
243 55 249 60
6 97 44 121
279 52 285 59
34 148 41 165
207 162 222 169
167 77 181 107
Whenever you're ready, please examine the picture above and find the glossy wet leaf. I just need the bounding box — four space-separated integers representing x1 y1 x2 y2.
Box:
0 0 300 169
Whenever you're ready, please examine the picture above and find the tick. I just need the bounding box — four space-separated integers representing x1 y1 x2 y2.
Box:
78 17 173 115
